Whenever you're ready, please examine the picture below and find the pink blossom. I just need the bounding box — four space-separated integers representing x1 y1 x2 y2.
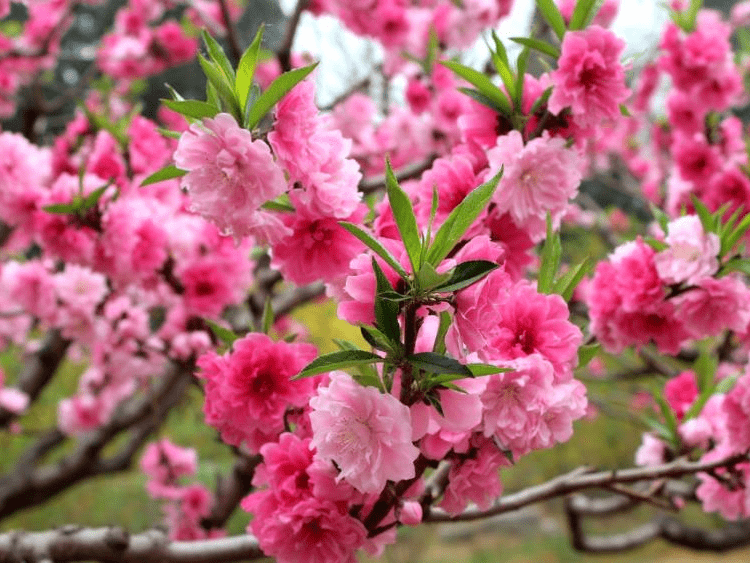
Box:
243 493 367 563
654 215 719 285
664 371 698 420
271 199 365 285
673 275 750 339
548 26 630 130
140 439 197 488
485 130 582 241
0 369 29 415
440 437 509 515
173 113 287 241
635 434 667 466
197 334 318 451
309 371 419 493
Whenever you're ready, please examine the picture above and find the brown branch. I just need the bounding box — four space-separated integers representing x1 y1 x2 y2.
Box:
277 0 309 72
218 0 242 65
201 453 262 530
359 156 438 195
0 360 194 520
0 330 70 428
0 527 263 563
425 452 749 523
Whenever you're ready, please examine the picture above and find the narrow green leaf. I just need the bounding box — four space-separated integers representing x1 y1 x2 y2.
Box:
246 63 318 130
690 194 716 234
716 374 738 394
528 86 553 116
467 363 514 376
156 127 182 139
141 164 187 187
487 35 516 105
510 37 560 59
433 260 498 293
81 183 112 210
360 325 400 355
198 54 241 121
535 0 567 41
432 311 452 355
407 352 473 377
654 393 679 440
43 200 82 215
457 87 512 117
427 170 502 266
261 193 295 212
720 257 750 276
722 211 750 256
372 258 403 345
353 373 386 391
333 339 359 351
491 30 510 68
201 30 235 83
514 47 530 110
577 343 600 368
385 159 422 274
569 0 599 30
643 237 668 252
649 203 670 234
205 319 238 346
295 350 385 379
537 214 562 294
339 222 409 280
619 103 632 117
236 25 264 116
441 60 512 115
417 262 451 292
262 297 274 334
161 99 219 120
552 258 591 301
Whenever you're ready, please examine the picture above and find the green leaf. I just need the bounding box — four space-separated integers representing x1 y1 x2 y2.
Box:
441 60 512 115
246 63 318 130
457 87 512 117
81 183 111 210
262 297 274 334
433 260 499 293
333 339 360 351
141 164 187 187
385 159 422 274
295 350 385 379
528 86 553 117
491 30 510 68
514 47 530 110
261 193 295 212
353 372 386 391
535 0 567 41
569 0 599 30
510 37 560 59
643 237 668 252
339 222 409 280
156 127 182 140
649 203 670 234
654 393 679 441
537 214 562 294
467 363 514 376
577 343 600 367
722 211 750 256
360 325 400 355
407 352 473 377
416 262 451 292
619 103 631 117
488 34 516 106
690 194 717 234
427 170 502 266
719 257 750 276
236 25 264 116
716 374 738 394
198 54 241 121
201 30 235 84
205 319 238 346
552 258 591 301
372 258 403 345
43 200 82 215
432 311 452 355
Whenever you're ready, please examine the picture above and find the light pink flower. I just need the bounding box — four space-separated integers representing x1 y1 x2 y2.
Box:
174 113 287 241
309 371 419 494
485 131 582 242
548 26 630 130
654 215 719 285
673 275 750 339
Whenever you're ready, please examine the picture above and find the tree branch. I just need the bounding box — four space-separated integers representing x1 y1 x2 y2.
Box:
0 360 194 520
425 452 749 523
0 330 70 428
277 0 309 72
0 527 263 563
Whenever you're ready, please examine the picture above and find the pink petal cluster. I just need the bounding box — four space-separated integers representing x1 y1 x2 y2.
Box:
197 333 318 452
548 26 630 130
309 371 419 493
654 215 719 285
174 113 288 243
485 130 582 242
